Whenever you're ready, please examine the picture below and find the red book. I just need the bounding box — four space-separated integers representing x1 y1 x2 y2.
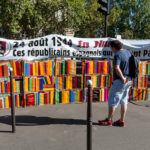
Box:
138 89 140 100
8 96 11 108
107 61 109 74
7 82 10 93
67 61 70 74
129 89 132 100
75 76 77 89
30 64 33 76
80 90 82 102
0 66 2 77
15 61 20 76
45 93 48 104
145 77 148 88
27 94 35 106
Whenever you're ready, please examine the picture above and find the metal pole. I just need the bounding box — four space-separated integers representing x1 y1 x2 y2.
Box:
9 67 16 133
87 80 92 150
105 15 108 37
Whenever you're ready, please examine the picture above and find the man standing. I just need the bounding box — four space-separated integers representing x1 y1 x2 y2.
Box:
98 40 132 127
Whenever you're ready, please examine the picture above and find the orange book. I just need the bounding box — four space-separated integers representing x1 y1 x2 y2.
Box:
103 61 107 74
24 77 28 92
13 61 17 76
40 62 44 75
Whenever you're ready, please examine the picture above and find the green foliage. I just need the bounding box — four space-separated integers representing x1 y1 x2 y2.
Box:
0 0 150 39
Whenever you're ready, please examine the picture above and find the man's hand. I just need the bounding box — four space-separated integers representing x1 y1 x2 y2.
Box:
122 77 128 84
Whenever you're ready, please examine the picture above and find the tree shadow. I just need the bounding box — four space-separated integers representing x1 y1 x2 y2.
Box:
0 115 87 126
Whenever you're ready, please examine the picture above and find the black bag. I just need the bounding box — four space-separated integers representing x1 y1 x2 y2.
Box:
129 54 139 78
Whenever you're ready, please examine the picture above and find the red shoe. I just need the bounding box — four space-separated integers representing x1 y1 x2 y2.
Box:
113 120 125 127
98 118 112 126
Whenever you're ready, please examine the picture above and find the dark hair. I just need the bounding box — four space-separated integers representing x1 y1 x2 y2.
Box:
109 40 123 51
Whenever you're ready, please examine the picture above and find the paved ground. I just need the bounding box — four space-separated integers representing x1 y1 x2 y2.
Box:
0 101 150 150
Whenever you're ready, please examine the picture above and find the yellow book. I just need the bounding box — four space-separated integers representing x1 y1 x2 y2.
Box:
13 61 17 76
63 91 66 103
60 77 62 90
35 61 39 76
69 76 72 89
13 80 16 93
81 76 83 88
33 63 36 76
66 91 70 103
142 77 145 88
56 62 59 75
89 61 93 74
47 60 52 75
95 75 97 88
1 81 5 94
143 90 146 101
24 77 28 92
50 91 54 104
99 90 102 102
40 62 44 75
5 96 9 108
91 76 94 88
41 93 44 105
66 77 69 90
46 76 51 85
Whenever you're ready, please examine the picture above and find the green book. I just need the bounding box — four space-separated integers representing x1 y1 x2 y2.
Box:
35 93 37 105
29 78 32 92
43 78 47 84
39 93 41 105
148 64 150 75
75 90 77 103
105 76 108 87
56 91 59 104
63 61 65 75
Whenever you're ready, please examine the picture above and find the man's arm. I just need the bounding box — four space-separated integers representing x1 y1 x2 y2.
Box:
115 65 128 83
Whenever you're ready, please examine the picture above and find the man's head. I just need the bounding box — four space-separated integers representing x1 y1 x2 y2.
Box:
109 40 123 53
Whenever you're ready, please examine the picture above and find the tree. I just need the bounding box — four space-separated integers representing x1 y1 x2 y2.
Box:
0 0 150 39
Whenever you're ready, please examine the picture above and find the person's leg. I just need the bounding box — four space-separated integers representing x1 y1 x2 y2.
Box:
120 105 127 122
108 107 116 120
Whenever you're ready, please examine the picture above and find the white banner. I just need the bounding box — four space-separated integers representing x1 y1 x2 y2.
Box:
0 34 150 60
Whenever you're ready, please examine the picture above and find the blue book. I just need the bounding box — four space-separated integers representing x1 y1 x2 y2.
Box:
97 62 99 74
70 91 74 103
4 80 7 93
52 61 54 75
148 92 150 101
25 63 28 76
55 77 58 90
40 79 44 90
15 95 17 107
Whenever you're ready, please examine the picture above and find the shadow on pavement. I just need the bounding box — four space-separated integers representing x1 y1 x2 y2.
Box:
0 115 87 126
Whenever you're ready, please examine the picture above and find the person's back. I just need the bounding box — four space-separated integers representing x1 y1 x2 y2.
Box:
113 49 132 81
